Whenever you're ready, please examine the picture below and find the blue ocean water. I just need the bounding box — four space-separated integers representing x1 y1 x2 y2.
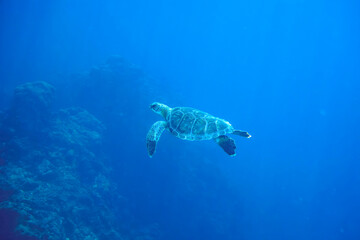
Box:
0 0 359 240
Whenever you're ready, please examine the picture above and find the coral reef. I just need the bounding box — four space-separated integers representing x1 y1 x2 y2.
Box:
0 82 125 239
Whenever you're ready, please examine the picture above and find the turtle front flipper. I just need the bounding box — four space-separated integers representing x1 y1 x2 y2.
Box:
215 135 237 156
146 121 168 157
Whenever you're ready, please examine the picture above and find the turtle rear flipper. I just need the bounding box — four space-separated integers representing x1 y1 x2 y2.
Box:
215 135 236 156
146 121 167 157
233 130 251 138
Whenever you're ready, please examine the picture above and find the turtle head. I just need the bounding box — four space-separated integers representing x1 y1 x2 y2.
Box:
150 102 170 119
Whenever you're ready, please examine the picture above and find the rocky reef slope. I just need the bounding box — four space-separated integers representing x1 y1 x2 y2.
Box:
0 81 133 239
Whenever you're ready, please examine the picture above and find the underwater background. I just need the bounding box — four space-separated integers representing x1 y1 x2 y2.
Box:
0 0 359 239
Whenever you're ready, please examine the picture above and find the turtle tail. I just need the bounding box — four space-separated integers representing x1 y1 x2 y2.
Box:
233 130 251 138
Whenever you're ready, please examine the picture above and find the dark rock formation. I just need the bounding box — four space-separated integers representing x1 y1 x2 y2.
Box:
55 55 156 121
0 82 128 239
52 56 162 168
5 81 55 137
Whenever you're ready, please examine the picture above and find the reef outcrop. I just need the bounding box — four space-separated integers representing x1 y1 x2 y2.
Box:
0 82 124 239
4 81 55 137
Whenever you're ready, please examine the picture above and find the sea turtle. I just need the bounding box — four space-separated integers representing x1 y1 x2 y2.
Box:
146 102 251 157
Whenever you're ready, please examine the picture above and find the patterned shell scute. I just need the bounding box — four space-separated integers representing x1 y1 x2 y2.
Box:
192 118 206 135
168 107 232 140
216 119 230 134
169 109 183 128
206 120 217 134
178 112 196 134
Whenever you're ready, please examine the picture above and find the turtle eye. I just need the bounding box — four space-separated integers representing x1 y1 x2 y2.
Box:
150 103 159 111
